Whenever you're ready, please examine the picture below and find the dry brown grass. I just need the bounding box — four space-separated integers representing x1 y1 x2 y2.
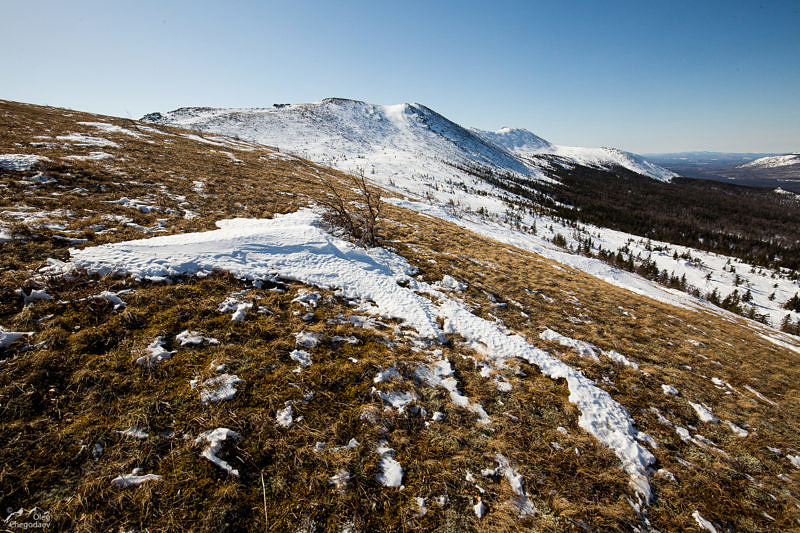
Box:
1 99 798 531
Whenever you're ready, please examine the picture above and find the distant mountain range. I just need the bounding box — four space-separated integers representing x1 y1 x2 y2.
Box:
643 151 800 191
641 152 779 166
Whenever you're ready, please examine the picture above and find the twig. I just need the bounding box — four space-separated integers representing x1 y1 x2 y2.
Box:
261 471 269 532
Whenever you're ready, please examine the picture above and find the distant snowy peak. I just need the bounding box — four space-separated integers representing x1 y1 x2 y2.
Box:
473 127 676 182
548 145 678 182
471 127 553 152
740 153 800 169
143 97 676 182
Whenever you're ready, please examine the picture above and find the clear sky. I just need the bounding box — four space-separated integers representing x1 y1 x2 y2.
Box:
1 0 798 153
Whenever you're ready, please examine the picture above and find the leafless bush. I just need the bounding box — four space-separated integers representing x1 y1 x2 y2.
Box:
315 168 382 247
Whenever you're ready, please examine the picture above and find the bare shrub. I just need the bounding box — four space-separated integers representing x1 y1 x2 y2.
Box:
314 168 382 247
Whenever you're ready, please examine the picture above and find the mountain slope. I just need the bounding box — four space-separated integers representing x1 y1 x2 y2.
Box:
143 98 800 333
472 127 677 182
2 100 800 531
740 153 800 169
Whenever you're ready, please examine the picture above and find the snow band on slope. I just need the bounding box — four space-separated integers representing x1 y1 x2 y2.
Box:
63 208 655 501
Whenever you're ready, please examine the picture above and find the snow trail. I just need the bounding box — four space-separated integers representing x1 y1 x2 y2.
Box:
63 208 656 501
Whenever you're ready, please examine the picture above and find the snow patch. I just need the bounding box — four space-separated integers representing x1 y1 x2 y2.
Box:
0 153 49 170
276 403 294 427
218 294 252 322
91 290 127 310
692 510 718 533
136 337 175 367
661 384 679 396
376 441 403 488
176 330 219 346
196 374 243 404
289 349 312 371
294 330 322 348
437 275 467 291
689 402 719 424
329 469 350 492
0 326 32 348
414 358 490 424
194 428 243 476
539 328 600 362
57 133 120 148
111 468 161 488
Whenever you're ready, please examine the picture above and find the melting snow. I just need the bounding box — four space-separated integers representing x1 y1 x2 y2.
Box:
661 384 679 396
196 374 243 404
176 330 219 346
276 403 294 427
0 153 50 170
692 510 718 533
415 496 427 516
689 402 719 424
330 469 350 492
414 358 490 424
77 121 147 138
539 328 600 362
0 326 31 348
194 428 242 476
724 420 749 438
63 151 113 161
111 468 161 487
119 426 149 439
56 133 120 148
218 294 252 322
376 441 404 488
473 499 488 518
744 384 778 407
655 469 676 482
112 197 160 213
483 454 536 516
136 337 175 367
294 330 321 348
373 389 417 413
289 349 312 371
440 300 656 501
61 208 656 502
90 290 127 310
438 275 467 291
18 288 52 305
292 289 321 308
374 366 402 383
604 350 640 371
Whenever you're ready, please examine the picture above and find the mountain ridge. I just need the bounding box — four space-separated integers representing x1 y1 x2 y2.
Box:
142 97 678 183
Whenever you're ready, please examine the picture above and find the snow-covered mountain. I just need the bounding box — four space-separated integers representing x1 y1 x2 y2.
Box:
469 126 553 152
739 153 800 169
471 128 678 182
143 98 677 184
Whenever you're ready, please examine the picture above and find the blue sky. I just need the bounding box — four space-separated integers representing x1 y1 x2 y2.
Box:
1 0 798 153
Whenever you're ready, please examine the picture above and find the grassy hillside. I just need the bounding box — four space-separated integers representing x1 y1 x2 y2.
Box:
1 100 799 532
